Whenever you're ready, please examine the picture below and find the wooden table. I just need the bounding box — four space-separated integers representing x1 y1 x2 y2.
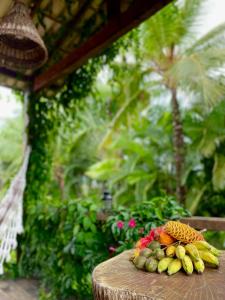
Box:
92 250 225 300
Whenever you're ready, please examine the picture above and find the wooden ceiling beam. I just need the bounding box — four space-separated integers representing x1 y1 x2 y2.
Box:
42 12 64 24
33 0 172 92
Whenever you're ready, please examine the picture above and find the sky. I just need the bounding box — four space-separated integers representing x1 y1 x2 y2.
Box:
0 0 225 124
0 87 21 122
199 0 225 36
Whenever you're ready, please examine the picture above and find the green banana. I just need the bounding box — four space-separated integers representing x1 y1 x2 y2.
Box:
176 245 186 259
166 245 176 257
185 244 200 261
193 258 205 274
198 250 219 267
182 255 193 275
158 257 173 273
192 241 221 256
167 259 182 275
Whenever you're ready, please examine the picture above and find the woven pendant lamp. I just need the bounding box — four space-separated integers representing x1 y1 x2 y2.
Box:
0 0 48 71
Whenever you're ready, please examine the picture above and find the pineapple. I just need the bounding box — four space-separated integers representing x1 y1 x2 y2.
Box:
164 221 204 244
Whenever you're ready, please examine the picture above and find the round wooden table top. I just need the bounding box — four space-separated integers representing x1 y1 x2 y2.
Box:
92 250 225 300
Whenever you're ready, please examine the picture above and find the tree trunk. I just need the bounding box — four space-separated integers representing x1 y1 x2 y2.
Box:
171 88 185 203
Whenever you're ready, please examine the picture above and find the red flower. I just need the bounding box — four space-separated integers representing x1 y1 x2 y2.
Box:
117 221 124 229
109 246 116 253
136 226 165 250
128 218 136 228
138 237 152 249
136 228 157 249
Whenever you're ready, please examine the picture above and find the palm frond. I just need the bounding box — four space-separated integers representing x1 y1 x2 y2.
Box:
98 70 148 151
98 90 141 150
169 53 225 104
179 0 205 33
188 22 225 52
140 2 185 59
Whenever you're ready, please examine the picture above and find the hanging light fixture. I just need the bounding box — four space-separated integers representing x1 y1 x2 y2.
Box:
102 190 113 212
0 0 48 72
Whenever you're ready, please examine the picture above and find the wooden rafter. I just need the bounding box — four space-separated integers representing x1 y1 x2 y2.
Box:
0 67 33 82
33 0 172 91
46 0 90 58
106 0 120 19
30 0 42 17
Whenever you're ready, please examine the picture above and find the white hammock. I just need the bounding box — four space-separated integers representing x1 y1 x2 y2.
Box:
0 146 31 274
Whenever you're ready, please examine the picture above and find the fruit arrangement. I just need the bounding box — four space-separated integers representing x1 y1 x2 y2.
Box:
131 221 221 276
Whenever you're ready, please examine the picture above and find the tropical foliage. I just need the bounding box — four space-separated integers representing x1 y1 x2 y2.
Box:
0 0 225 300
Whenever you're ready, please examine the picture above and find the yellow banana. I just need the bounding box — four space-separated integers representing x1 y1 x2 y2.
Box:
176 245 186 259
182 255 193 275
167 259 182 275
193 258 205 274
158 257 173 273
192 241 221 256
198 250 219 267
185 244 200 261
166 245 176 257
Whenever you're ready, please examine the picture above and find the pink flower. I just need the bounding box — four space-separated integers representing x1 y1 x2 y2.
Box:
117 221 124 229
128 218 136 228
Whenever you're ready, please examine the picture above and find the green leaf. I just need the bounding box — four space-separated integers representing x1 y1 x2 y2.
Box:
126 170 154 185
73 224 80 235
83 217 92 231
213 154 225 190
154 208 163 220
199 132 216 157
86 159 118 180
186 184 207 214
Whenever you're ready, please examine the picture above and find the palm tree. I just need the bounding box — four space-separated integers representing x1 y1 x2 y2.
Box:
99 0 225 203
97 0 225 203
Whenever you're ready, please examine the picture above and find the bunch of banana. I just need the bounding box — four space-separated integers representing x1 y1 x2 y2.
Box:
164 241 220 275
132 240 221 276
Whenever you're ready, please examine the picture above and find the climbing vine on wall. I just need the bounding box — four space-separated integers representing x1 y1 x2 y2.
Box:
25 94 58 206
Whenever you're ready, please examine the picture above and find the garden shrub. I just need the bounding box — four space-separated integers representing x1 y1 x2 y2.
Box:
17 194 189 300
